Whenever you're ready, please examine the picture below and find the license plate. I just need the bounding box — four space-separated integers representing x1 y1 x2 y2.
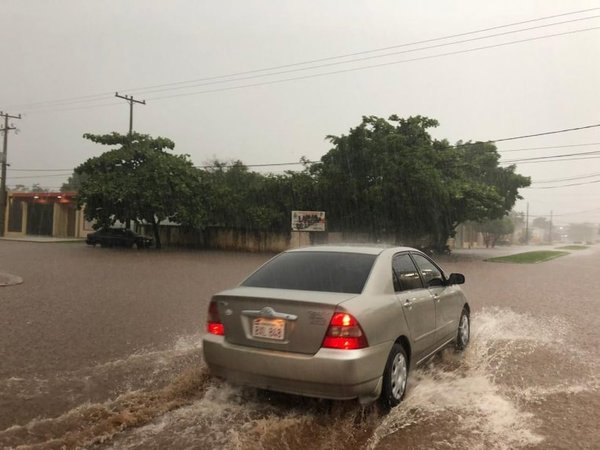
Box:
252 318 285 340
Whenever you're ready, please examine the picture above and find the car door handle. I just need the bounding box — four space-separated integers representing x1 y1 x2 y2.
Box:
403 298 416 308
433 294 440 302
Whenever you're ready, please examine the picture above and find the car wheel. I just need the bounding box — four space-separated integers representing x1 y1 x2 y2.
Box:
455 309 470 351
380 343 408 409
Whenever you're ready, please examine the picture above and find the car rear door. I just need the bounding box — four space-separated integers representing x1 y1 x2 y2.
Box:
392 253 436 358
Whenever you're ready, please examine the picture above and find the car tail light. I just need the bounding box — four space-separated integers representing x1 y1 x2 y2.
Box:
322 312 368 350
206 301 224 336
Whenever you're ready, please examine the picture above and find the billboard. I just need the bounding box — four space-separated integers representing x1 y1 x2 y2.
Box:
291 211 326 231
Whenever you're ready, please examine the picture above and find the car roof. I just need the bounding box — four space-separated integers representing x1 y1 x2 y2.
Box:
286 245 418 256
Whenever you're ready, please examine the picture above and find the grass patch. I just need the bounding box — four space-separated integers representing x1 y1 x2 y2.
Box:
486 250 569 264
555 245 589 250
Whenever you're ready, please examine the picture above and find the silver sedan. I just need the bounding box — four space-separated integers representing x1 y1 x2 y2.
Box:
202 245 470 408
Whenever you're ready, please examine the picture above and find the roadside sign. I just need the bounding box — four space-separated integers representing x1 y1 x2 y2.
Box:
291 211 326 231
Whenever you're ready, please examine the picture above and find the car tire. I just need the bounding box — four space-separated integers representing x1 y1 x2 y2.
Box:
379 343 408 410
455 308 470 351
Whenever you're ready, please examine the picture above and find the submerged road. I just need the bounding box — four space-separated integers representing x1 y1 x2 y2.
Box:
0 241 598 449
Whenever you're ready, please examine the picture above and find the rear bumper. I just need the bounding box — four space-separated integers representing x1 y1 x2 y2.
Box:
202 334 392 403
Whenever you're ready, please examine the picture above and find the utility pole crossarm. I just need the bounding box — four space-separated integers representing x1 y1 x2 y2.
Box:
114 92 146 135
0 111 22 120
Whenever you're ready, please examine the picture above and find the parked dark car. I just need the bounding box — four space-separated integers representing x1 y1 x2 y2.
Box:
86 228 153 248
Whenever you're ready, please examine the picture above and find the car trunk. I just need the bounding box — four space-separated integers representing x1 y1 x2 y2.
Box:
213 286 357 355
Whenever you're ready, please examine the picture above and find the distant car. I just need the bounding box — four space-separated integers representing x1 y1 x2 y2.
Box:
203 245 470 408
86 228 153 248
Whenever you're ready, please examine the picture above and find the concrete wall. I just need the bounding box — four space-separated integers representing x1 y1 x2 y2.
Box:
453 222 484 249
150 226 446 252
137 224 461 253
4 200 27 237
140 226 292 253
207 228 290 252
146 226 435 252
77 207 95 238
53 204 68 237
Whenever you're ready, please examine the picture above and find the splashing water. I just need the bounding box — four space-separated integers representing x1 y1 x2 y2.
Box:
367 307 580 449
2 308 597 449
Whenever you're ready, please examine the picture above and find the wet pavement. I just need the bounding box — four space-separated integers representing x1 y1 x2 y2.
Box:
0 241 598 449
0 272 23 287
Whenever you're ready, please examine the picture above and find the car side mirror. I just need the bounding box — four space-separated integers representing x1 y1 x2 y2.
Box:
447 273 465 285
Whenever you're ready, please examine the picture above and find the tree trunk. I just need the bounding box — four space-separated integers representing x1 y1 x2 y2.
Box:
151 216 161 249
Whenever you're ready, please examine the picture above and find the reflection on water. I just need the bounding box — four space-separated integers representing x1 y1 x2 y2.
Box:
1 308 598 449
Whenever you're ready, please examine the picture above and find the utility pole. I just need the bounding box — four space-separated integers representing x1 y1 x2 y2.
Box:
525 202 529 245
0 111 22 237
114 92 146 135
549 210 553 244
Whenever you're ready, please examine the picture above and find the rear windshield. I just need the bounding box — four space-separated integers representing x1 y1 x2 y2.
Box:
242 251 377 294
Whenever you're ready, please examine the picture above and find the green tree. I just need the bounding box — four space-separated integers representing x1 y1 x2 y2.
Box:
478 216 515 248
532 217 548 229
10 184 48 192
201 160 317 231
310 115 530 248
75 132 207 249
61 172 88 192
9 183 49 193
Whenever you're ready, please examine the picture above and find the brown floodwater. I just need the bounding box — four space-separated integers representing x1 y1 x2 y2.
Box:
0 242 598 449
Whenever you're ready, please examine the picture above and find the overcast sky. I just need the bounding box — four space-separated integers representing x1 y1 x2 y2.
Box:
2 0 599 225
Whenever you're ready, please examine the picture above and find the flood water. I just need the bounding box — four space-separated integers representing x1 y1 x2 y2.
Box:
1 243 599 449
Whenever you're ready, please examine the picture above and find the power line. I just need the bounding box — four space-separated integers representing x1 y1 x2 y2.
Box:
123 7 600 95
8 168 74 172
144 26 600 102
12 151 600 178
6 119 600 194
69 14 600 100
9 7 600 111
523 209 600 221
8 92 115 111
7 173 72 179
532 171 600 183
12 144 600 173
22 25 600 115
498 142 600 153
22 101 123 115
10 121 600 174
558 207 600 216
503 155 600 165
526 178 600 189
491 123 600 144
501 148 600 163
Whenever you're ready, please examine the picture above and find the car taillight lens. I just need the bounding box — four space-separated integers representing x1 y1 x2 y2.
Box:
322 312 368 350
206 301 224 336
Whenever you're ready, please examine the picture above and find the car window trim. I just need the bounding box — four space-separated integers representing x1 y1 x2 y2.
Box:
392 251 425 293
409 251 447 285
